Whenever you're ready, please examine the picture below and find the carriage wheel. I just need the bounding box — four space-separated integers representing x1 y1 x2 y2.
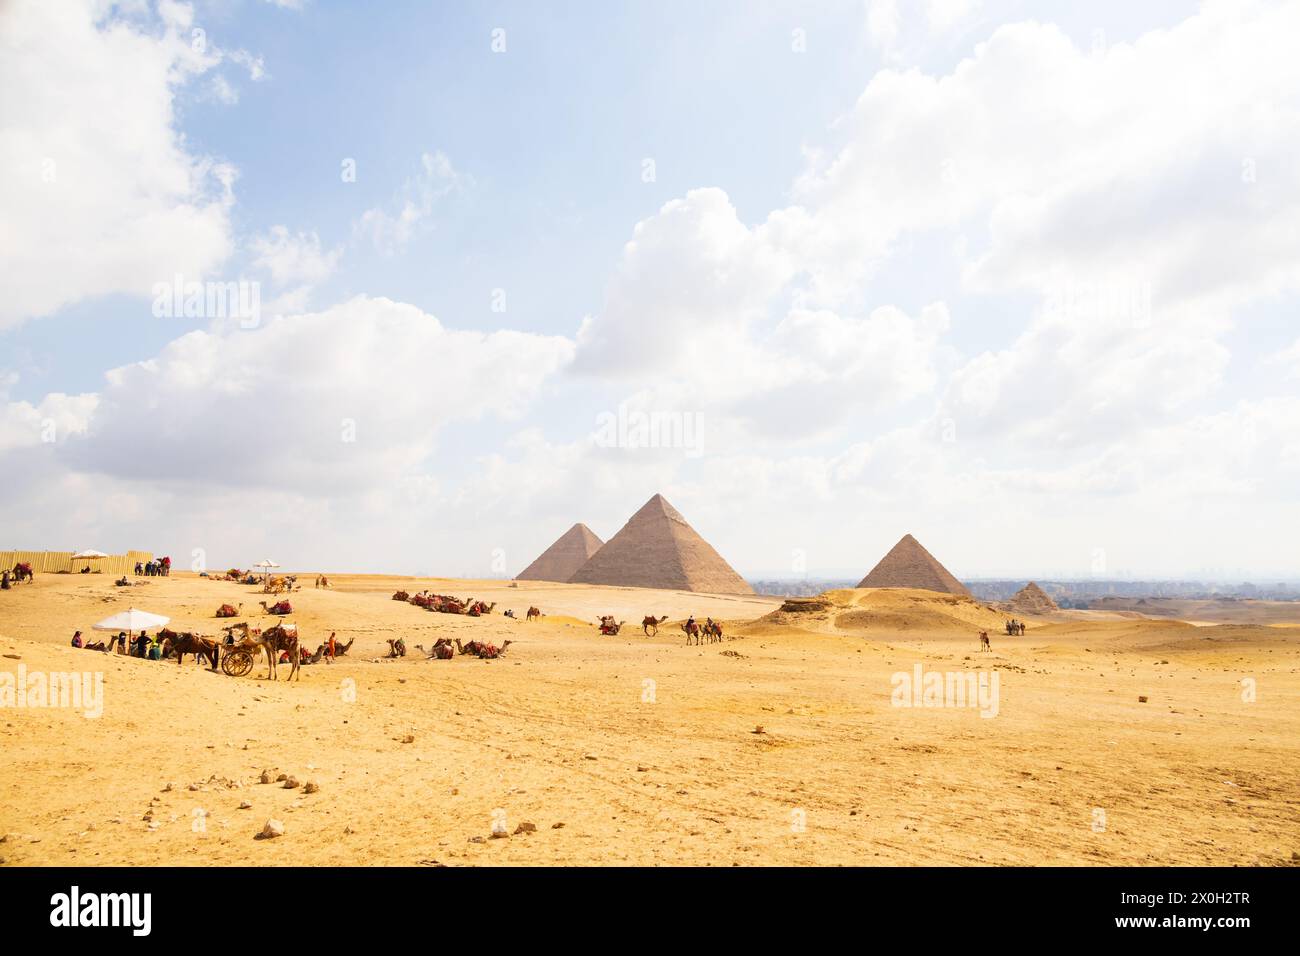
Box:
222 648 254 677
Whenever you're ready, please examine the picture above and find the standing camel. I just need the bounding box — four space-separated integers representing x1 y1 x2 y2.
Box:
978 631 991 653
525 606 542 622
642 615 668 636
681 621 702 645
243 625 301 681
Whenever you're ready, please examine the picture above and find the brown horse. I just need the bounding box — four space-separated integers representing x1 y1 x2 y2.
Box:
159 629 220 670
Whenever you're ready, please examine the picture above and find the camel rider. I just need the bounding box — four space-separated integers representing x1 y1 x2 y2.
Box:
687 615 696 631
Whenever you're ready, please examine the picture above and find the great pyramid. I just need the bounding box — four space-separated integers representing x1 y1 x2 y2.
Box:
569 494 753 594
1009 581 1058 613
856 534 970 596
515 523 604 583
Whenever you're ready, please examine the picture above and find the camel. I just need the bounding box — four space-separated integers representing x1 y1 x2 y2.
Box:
392 590 410 601
416 638 456 660
466 601 496 617
681 621 702 645
386 638 408 658
702 620 724 642
259 600 293 615
159 629 219 670
315 574 331 588
979 631 991 653
216 603 242 618
11 563 34 583
525 606 541 622
597 617 625 636
332 635 356 657
642 615 668 636
477 640 512 659
241 625 300 681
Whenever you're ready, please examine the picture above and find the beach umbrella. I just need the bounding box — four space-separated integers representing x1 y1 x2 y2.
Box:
253 559 280 581
91 608 171 632
72 549 109 573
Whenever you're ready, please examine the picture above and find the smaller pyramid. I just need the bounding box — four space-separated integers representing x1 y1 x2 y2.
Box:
857 534 970 596
569 494 753 594
1009 581 1058 613
516 523 604 583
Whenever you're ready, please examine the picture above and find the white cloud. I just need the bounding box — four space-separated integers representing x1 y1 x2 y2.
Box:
0 0 235 328
354 152 465 253
250 226 341 287
54 295 574 492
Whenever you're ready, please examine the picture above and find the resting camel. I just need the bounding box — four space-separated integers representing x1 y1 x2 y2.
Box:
386 638 408 658
979 631 991 653
159 629 219 671
216 603 242 618
11 563 34 583
525 607 542 622
259 600 292 615
416 638 456 660
392 590 410 601
242 625 300 681
642 615 668 636
681 621 702 645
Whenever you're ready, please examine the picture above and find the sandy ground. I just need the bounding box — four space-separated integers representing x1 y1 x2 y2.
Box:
0 572 1296 866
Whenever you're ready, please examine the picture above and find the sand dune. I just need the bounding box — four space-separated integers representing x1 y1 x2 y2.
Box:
0 572 1296 866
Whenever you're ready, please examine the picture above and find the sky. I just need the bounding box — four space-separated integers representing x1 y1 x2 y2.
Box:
1 0 1298 582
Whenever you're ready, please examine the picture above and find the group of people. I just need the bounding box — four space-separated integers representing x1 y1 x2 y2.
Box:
1004 619 1027 636
134 557 171 576
71 629 160 658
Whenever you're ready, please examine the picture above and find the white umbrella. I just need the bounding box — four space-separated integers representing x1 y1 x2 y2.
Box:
91 607 171 632
253 559 280 581
72 550 109 559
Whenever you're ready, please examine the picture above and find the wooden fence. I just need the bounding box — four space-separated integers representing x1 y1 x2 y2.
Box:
0 550 154 577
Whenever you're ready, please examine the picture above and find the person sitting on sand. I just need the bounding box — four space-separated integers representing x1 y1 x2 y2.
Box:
71 630 83 648
135 631 149 658
148 635 162 660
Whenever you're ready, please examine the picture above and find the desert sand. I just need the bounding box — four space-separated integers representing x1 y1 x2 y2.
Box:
1 572 1297 866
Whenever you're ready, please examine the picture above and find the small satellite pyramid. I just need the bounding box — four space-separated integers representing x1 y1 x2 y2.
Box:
515 523 604 583
1009 581 1058 613
857 534 970 596
569 494 753 594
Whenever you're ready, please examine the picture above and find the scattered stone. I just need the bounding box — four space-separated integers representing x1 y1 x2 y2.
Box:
260 770 274 784
2 654 20 661
238 801 252 810
276 773 288 782
188 783 202 792
401 734 415 744
636 765 649 772
468 835 486 844
551 822 565 829
752 726 766 735
303 781 319 794
514 822 537 835
490 829 509 839
257 819 285 840
583 753 597 760
1138 696 1149 703
282 777 300 789
162 782 175 793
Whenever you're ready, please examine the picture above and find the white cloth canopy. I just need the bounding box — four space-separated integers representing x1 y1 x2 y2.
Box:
72 550 109 559
253 560 280 569
91 608 171 632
